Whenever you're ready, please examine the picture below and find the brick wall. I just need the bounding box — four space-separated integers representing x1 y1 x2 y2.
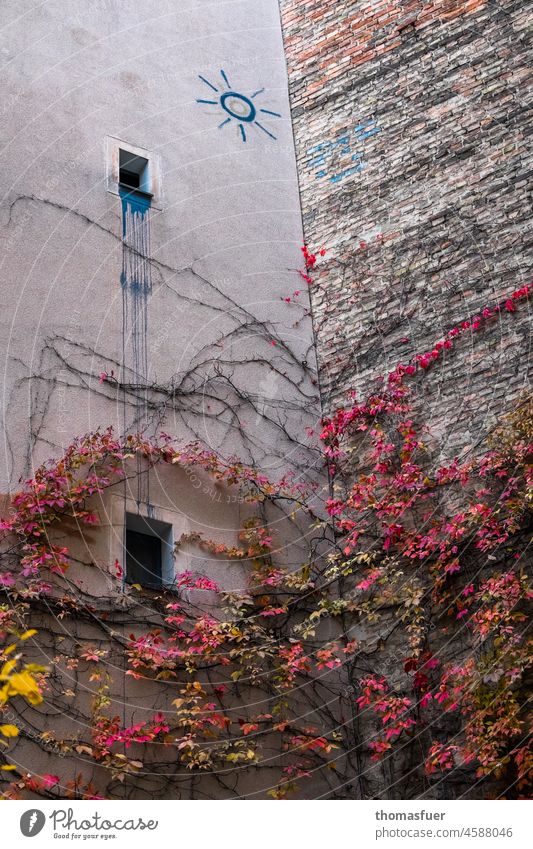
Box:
279 0 531 799
280 0 531 456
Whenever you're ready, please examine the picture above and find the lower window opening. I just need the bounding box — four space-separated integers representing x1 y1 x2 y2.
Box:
124 513 173 589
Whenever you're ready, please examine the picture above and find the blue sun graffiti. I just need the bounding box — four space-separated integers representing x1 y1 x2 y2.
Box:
196 69 281 142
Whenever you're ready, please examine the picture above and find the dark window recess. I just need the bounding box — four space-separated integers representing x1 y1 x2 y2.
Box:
125 529 162 588
119 168 140 189
118 149 150 195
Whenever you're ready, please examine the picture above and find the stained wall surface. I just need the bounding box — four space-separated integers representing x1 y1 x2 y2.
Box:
0 0 321 492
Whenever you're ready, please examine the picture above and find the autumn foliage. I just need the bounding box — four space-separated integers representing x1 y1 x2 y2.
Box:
0 259 531 799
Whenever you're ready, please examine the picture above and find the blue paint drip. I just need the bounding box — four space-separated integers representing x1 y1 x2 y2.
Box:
120 188 151 284
120 187 152 433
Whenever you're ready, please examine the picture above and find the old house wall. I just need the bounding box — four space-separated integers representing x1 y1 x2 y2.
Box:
278 0 532 799
2 0 530 802
279 0 531 452
0 0 321 489
0 0 333 800
0 0 322 634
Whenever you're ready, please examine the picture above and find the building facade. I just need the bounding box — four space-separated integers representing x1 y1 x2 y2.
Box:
0 0 326 800
0 0 530 800
279 0 531 799
280 0 531 448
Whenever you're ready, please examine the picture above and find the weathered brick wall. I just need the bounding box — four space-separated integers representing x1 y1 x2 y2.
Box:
279 0 531 799
280 0 531 455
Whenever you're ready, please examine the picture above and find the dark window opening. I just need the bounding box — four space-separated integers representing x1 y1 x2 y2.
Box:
125 529 162 588
123 513 173 588
119 168 141 189
118 149 151 195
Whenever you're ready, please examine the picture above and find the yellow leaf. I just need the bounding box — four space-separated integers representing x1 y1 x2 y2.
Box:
7 671 43 705
0 725 19 738
0 764 16 770
19 630 37 641
0 659 17 680
24 664 46 674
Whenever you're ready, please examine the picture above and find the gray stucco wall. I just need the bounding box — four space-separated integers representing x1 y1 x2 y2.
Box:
0 0 320 491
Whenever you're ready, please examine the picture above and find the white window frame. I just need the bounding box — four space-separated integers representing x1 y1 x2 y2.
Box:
105 135 162 208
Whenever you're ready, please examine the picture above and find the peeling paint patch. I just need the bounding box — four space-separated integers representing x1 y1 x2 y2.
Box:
306 120 380 183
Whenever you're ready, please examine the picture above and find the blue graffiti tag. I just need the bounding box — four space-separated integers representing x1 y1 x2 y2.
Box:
306 119 381 182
